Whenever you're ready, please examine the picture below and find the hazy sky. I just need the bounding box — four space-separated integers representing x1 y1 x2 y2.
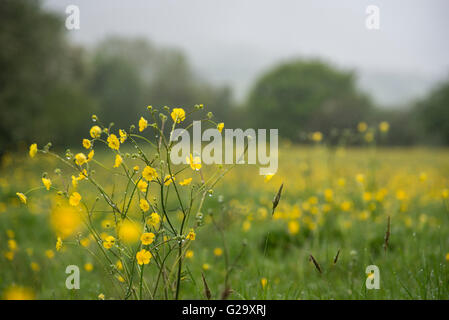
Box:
44 0 449 105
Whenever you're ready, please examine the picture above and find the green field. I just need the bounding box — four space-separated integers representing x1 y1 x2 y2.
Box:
1 144 449 300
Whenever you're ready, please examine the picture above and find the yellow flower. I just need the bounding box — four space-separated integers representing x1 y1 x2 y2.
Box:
139 116 148 132
364 132 374 143
142 166 158 181
79 169 88 180
56 237 63 251
202 263 210 271
133 165 140 172
137 180 148 193
117 276 125 283
217 122 224 133
119 129 127 143
171 108 186 123
80 238 90 247
30 262 40 272
340 201 352 211
355 174 365 184
50 205 82 238
103 236 115 249
179 178 192 186
42 177 52 191
213 248 223 256
147 212 161 227
75 153 87 166
186 153 202 171
3 286 35 300
69 192 82 206
140 232 155 245
136 249 152 265
4 251 14 261
311 131 322 142
107 134 120 150
98 293 105 300
29 143 37 158
379 121 390 133
118 220 141 244
164 174 175 186
82 139 91 149
90 125 102 138
71 175 78 188
16 192 27 204
261 278 268 289
116 260 123 270
358 122 368 132
186 228 196 241
45 250 55 259
445 253 449 261
264 174 274 183
185 250 194 259
87 150 94 161
442 189 449 199
113 154 123 168
242 220 251 232
84 263 93 272
8 239 18 251
288 220 300 234
140 199 150 212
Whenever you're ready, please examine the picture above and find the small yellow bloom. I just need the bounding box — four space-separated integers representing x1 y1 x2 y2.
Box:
30 262 40 272
364 132 374 143
107 134 120 150
71 175 78 188
16 192 27 204
137 180 148 193
147 212 161 227
261 278 268 289
90 125 102 138
202 263 210 271
136 249 152 265
242 220 251 232
56 237 63 251
140 232 155 245
140 199 150 212
288 220 300 234
29 143 37 158
358 122 368 132
133 165 139 172
42 177 52 191
98 293 105 300
119 129 127 143
142 166 158 181
69 192 82 206
75 153 87 166
164 174 175 186
8 239 18 251
4 251 14 261
82 139 91 149
118 220 141 244
116 260 123 270
87 150 94 161
45 250 55 259
217 122 224 133
264 174 274 183
179 178 192 186
442 189 449 199
379 121 390 133
103 236 115 249
186 228 196 241
171 108 186 123
185 250 194 259
445 253 449 261
213 248 223 256
186 153 202 171
80 238 90 247
139 116 148 132
311 131 322 142
113 154 123 168
117 276 125 282
355 174 365 184
84 263 93 272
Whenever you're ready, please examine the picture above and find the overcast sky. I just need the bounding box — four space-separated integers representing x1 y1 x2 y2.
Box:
44 0 449 106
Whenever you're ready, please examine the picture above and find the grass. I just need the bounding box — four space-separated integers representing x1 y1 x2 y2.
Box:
1 144 449 299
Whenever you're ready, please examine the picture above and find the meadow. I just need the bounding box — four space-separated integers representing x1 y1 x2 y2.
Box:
1 115 449 300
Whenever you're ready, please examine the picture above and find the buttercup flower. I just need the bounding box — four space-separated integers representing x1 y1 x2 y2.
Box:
16 192 27 204
75 153 87 166
69 192 82 206
56 237 63 251
29 143 37 158
119 129 127 143
171 108 186 123
164 174 175 186
139 117 148 132
42 177 52 191
113 154 123 168
107 134 120 150
82 139 91 149
142 166 158 181
213 247 223 256
140 199 150 212
136 249 152 265
217 122 224 133
379 121 390 133
146 212 161 227
140 232 155 245
179 178 192 186
103 236 115 249
186 153 202 171
186 228 196 241
90 125 102 138
87 150 94 161
137 180 148 193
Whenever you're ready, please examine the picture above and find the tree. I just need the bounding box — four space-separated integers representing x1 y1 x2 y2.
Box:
245 59 373 141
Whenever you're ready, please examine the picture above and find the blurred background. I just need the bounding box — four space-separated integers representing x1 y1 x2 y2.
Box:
1 0 449 153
